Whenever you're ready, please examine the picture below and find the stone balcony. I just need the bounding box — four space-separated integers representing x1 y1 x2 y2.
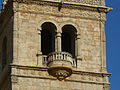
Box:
45 51 75 80
47 51 74 67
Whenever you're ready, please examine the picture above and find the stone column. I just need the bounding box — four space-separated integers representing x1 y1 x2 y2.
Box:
55 32 62 52
12 10 18 65
101 26 107 72
75 37 78 57
98 18 107 72
76 34 81 60
37 28 42 55
37 28 43 66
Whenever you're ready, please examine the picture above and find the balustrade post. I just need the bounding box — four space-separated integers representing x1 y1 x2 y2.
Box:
47 52 74 67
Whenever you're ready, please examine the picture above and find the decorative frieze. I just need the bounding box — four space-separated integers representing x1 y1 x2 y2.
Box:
16 3 106 21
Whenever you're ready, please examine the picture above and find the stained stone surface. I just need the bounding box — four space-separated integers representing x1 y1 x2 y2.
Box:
0 0 111 90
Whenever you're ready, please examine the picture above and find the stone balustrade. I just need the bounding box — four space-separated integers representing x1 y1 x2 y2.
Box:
47 51 74 66
42 55 48 65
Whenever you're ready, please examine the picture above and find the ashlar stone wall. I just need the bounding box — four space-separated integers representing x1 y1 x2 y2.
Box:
14 2 106 72
0 0 111 89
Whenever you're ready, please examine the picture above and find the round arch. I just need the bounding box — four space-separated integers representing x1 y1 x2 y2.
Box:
61 24 77 57
60 22 80 34
38 20 59 31
41 22 57 55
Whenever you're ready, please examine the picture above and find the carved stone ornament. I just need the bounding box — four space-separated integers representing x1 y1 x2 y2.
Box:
48 67 72 81
11 76 18 83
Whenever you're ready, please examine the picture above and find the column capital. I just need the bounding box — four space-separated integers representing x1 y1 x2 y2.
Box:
76 34 81 39
37 28 42 31
37 28 42 34
56 31 62 37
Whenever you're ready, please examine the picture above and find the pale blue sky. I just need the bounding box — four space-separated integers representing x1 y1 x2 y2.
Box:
106 0 120 90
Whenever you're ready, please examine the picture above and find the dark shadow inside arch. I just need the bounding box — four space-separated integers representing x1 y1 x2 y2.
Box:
41 22 56 55
2 37 7 70
62 25 77 58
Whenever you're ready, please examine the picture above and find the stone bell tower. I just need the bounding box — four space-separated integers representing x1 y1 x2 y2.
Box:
0 0 112 89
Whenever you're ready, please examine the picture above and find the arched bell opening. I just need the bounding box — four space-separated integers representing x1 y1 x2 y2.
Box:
41 23 77 81
2 37 7 71
41 22 57 55
62 25 77 58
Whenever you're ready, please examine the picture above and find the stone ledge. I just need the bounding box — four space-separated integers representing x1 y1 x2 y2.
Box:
10 64 111 84
13 0 105 6
11 74 110 85
73 70 111 77
10 64 111 76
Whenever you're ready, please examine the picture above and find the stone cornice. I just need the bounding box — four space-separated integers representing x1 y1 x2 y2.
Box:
12 0 112 13
10 64 111 85
12 0 105 6
11 74 110 85
11 2 108 21
11 64 111 77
